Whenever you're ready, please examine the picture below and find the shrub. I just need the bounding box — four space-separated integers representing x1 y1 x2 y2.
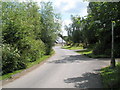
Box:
93 43 105 55
2 39 46 75
93 42 120 57
114 43 120 57
17 37 46 62
2 44 27 75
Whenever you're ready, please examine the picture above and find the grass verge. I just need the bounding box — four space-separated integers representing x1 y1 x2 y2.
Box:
72 47 109 58
86 53 110 58
62 45 83 50
0 50 55 80
62 45 109 58
76 49 92 55
100 62 120 89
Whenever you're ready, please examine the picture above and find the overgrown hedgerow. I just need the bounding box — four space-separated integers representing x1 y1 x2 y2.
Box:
1 1 61 75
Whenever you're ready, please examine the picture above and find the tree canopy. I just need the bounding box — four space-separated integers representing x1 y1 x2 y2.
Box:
65 2 120 58
1 1 61 75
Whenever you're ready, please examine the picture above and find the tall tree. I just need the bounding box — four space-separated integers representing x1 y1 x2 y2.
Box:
40 2 61 54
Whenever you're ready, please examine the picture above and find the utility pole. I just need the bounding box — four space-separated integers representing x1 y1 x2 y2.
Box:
111 21 115 68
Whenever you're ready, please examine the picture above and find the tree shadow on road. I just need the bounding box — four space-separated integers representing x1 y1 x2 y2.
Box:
64 72 103 88
48 55 109 64
48 55 94 64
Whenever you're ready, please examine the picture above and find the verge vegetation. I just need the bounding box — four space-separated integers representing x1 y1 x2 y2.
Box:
1 1 61 78
62 45 83 50
0 50 54 80
62 45 109 58
100 62 120 89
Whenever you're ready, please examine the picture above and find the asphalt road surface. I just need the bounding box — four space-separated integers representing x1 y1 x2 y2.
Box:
2 46 109 88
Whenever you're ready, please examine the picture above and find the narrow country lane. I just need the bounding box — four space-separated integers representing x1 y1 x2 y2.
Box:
2 46 109 88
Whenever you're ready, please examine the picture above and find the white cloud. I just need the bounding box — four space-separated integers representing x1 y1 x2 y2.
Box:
61 19 72 36
61 0 76 12
53 0 88 13
63 19 72 26
80 7 88 17
54 0 76 13
18 0 88 17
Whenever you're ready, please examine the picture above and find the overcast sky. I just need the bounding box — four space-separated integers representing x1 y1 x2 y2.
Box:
19 0 89 36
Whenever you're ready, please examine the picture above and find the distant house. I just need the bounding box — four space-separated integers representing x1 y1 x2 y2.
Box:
56 37 66 45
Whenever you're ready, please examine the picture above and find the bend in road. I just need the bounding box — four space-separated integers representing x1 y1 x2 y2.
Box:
3 46 109 88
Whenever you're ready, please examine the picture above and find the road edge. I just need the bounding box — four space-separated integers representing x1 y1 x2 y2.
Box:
1 50 56 86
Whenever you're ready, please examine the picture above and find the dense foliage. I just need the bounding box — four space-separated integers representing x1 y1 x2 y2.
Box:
64 2 120 57
1 1 61 75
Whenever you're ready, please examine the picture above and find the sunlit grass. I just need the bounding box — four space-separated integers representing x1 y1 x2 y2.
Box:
0 69 23 80
62 45 109 58
101 62 120 89
76 49 92 55
62 45 83 50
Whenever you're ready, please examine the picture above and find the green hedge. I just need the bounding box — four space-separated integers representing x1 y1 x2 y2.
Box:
2 44 26 75
1 1 60 75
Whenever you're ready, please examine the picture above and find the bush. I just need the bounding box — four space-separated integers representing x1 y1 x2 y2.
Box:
17 37 46 62
26 39 46 62
93 43 105 55
93 42 120 58
2 44 27 75
114 43 120 57
2 39 46 75
1 1 59 75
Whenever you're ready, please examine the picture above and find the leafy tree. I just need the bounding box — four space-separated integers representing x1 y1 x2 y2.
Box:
1 1 61 74
40 2 61 54
65 2 120 67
